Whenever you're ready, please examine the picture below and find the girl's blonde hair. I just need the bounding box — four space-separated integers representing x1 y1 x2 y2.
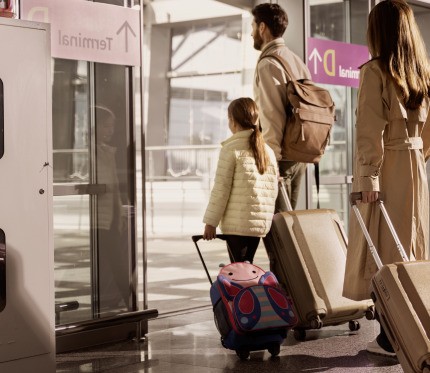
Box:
367 0 430 109
228 97 269 174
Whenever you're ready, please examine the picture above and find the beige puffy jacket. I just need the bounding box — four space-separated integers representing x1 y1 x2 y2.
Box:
203 129 278 237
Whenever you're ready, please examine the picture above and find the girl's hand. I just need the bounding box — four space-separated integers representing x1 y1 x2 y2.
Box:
203 224 216 240
361 191 379 203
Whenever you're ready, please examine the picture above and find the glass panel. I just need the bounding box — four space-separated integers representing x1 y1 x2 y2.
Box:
309 1 369 221
411 5 430 66
310 1 347 42
169 74 241 148
171 19 242 75
0 229 5 312
146 15 246 314
53 59 91 325
313 184 349 224
53 57 136 322
94 63 135 315
411 4 430 238
0 79 3 159
54 195 91 324
169 19 242 148
318 84 348 177
52 59 90 183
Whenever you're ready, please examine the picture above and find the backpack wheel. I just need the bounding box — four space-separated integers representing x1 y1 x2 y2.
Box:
236 349 250 360
220 337 226 348
293 328 306 341
268 343 280 357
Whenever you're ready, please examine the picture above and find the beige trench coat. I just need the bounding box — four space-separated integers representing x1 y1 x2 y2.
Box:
343 59 430 301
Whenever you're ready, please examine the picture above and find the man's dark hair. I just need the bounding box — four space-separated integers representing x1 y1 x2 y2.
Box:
251 3 288 38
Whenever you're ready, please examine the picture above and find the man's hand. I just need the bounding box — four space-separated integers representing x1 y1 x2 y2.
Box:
203 224 216 240
361 191 379 203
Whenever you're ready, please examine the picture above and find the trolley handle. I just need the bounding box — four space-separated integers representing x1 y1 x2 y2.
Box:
349 192 409 269
350 191 383 205
191 234 228 286
192 234 228 243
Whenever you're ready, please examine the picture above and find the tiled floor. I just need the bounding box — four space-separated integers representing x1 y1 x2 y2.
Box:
55 237 404 372
56 307 403 372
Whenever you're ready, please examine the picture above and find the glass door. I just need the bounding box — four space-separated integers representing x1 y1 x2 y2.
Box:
307 0 369 226
53 58 136 325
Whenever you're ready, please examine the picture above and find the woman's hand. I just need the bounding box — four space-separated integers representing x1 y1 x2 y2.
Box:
361 191 379 203
203 224 216 240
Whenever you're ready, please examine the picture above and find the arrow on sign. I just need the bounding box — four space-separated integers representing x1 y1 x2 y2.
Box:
308 48 322 74
116 21 137 53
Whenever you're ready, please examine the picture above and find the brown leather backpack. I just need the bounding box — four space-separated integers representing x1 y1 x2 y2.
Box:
260 54 336 163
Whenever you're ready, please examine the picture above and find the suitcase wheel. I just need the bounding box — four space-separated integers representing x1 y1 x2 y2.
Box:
348 320 360 332
365 306 375 320
268 343 280 357
310 317 323 330
293 328 307 341
423 359 430 373
236 349 250 360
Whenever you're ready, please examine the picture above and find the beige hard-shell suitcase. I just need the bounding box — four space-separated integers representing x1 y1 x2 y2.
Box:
264 186 374 340
351 193 430 373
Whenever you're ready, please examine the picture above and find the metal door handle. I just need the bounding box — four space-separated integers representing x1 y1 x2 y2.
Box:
53 183 107 196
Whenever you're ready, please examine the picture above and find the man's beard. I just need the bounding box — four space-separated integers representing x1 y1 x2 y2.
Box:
253 33 263 51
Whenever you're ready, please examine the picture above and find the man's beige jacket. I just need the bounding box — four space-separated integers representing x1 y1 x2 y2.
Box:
254 38 311 161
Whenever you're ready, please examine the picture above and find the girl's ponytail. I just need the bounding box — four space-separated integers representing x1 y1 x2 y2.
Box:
250 124 269 174
228 98 270 174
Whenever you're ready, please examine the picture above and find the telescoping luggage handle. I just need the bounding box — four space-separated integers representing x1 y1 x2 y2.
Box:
192 234 229 286
279 179 293 212
349 192 409 270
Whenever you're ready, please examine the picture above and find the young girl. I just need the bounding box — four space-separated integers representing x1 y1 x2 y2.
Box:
202 97 278 264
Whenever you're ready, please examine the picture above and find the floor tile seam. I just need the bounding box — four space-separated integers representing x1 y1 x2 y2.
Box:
140 355 226 372
147 322 217 337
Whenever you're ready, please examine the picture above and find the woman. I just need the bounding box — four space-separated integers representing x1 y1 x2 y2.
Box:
343 0 430 357
202 97 278 264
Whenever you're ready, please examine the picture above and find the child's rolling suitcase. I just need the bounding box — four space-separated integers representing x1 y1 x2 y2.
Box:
192 235 297 360
263 182 374 340
351 192 430 373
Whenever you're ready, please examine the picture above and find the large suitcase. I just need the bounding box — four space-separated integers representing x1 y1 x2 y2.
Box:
351 192 430 373
263 183 374 340
192 235 297 360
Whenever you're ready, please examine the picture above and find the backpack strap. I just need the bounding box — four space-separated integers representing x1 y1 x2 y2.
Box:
259 53 295 81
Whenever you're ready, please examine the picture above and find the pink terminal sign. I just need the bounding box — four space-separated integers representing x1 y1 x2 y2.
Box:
21 0 140 66
307 38 369 88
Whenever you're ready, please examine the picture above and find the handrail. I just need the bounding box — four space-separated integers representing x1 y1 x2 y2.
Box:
146 144 220 151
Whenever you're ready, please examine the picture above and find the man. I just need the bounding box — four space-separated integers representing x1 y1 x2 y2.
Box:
252 3 311 210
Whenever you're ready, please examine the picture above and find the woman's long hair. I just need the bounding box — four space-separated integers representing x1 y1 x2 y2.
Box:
228 97 269 174
367 0 430 109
